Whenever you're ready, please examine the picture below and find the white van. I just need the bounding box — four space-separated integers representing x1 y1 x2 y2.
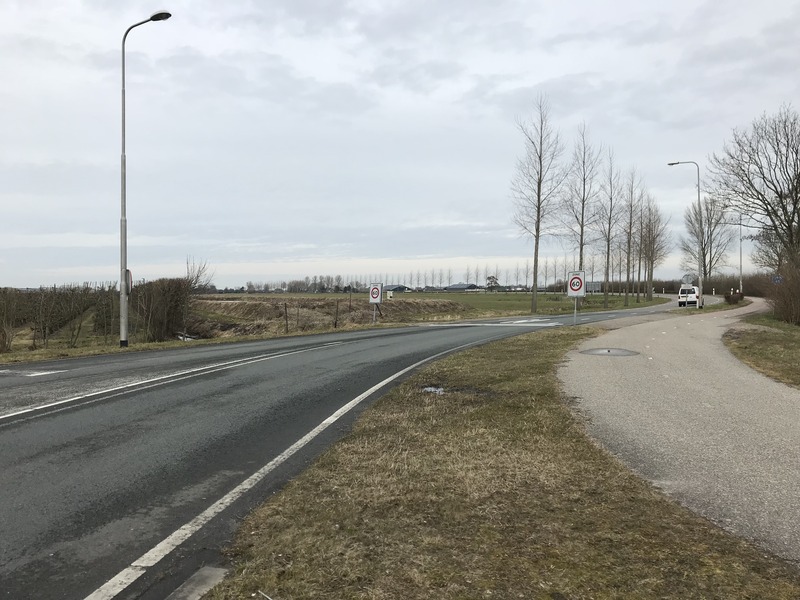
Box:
678 285 703 308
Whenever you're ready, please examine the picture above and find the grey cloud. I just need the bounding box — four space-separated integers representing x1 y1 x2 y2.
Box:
541 21 675 50
367 51 464 93
149 47 377 117
462 71 616 123
0 161 114 198
205 0 360 37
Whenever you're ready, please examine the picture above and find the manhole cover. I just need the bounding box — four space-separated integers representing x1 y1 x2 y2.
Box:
580 348 639 356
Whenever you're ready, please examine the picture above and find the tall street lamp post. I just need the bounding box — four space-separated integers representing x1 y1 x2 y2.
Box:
739 212 743 294
720 212 745 295
668 160 704 308
120 11 171 347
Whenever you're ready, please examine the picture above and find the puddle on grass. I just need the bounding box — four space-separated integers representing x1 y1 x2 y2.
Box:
422 386 445 395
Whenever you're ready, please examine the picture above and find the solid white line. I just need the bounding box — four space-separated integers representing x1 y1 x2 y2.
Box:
83 338 485 600
423 322 560 328
0 369 67 377
26 370 68 377
1 344 343 423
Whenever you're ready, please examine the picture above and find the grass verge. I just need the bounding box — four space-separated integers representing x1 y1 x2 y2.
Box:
723 312 800 389
208 327 800 599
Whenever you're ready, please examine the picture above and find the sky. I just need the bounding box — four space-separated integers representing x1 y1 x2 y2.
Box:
1 0 798 289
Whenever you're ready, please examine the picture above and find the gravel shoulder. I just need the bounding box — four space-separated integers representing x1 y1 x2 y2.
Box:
559 297 800 566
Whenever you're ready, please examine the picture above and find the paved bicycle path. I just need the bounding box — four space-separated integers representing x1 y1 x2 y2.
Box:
559 298 800 566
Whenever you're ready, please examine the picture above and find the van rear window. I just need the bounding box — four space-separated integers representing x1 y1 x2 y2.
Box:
679 288 694 295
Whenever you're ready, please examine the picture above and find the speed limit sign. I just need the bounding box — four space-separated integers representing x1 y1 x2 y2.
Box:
567 271 585 298
369 283 383 304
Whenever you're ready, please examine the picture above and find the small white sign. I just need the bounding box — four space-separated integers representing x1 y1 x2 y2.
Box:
369 283 383 304
567 271 586 298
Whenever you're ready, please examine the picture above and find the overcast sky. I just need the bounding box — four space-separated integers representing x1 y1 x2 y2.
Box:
2 0 798 289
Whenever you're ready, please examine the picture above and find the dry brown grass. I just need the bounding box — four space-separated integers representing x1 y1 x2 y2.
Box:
208 328 800 600
723 313 800 389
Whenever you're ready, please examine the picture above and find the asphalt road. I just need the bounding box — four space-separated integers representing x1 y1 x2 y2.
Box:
560 298 800 567
0 299 675 599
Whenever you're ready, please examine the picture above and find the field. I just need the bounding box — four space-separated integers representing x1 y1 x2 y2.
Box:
0 291 669 363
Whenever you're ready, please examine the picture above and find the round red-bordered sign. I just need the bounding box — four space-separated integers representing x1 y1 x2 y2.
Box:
569 276 583 292
371 287 380 299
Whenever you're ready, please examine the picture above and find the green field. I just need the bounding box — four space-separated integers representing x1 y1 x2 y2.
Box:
396 291 668 314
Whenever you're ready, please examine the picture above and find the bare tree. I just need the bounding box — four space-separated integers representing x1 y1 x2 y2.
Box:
750 228 789 271
0 288 20 352
641 195 672 300
597 149 620 308
621 168 645 306
464 265 471 285
710 104 800 269
552 256 561 292
511 94 568 312
542 256 550 292
186 257 213 292
523 258 531 289
679 193 736 278
562 122 602 270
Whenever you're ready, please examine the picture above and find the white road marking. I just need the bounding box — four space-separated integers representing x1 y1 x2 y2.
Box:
0 343 344 423
26 370 68 377
0 369 67 377
423 322 560 328
83 338 487 600
500 318 554 324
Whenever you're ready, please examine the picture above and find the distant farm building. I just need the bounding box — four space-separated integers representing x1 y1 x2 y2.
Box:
444 283 480 292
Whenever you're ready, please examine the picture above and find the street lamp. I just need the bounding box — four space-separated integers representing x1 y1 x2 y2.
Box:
668 160 704 308
720 212 744 295
120 11 171 347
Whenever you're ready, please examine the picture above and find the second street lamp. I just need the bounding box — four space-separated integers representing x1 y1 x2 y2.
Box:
668 160 704 309
120 11 172 347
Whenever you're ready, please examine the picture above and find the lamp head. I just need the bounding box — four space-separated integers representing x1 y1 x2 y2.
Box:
150 11 172 21
667 162 679 166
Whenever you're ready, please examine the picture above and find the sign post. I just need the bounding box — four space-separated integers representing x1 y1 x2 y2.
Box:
567 271 585 325
369 283 383 324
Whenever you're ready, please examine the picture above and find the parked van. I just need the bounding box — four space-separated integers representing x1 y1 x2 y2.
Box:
678 285 703 308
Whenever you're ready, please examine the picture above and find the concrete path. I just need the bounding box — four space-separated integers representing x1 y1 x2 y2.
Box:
559 298 800 566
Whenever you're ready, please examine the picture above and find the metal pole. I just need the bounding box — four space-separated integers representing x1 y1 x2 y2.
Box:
668 160 703 308
120 13 171 347
739 213 743 294
694 161 703 308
